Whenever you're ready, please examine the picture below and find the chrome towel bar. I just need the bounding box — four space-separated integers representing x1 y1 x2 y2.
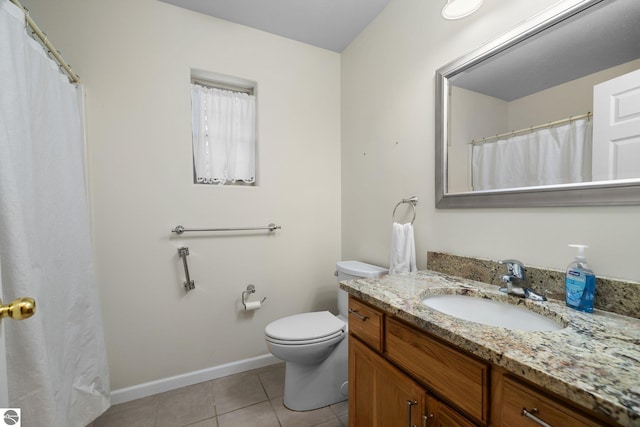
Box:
172 223 281 235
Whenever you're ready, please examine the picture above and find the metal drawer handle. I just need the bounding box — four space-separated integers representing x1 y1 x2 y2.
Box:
407 400 418 427
522 407 553 427
422 413 433 427
348 308 369 321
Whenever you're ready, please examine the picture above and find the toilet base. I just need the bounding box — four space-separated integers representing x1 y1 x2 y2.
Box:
282 336 348 411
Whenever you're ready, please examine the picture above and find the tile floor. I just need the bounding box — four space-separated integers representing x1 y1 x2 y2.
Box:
89 363 348 427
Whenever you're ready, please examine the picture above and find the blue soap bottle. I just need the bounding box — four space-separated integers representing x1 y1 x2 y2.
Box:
565 244 596 313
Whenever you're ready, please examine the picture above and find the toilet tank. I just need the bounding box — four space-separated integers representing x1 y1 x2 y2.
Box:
336 261 388 317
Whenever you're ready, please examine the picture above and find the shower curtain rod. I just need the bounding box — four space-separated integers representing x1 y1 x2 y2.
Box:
470 112 591 145
9 0 80 83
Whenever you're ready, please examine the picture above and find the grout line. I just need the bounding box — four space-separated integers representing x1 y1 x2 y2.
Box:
257 365 284 426
99 364 347 427
267 398 284 427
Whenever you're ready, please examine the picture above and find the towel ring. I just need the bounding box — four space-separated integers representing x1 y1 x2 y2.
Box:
392 196 418 225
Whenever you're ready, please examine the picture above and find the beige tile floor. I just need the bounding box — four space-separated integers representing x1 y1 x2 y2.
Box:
89 363 348 427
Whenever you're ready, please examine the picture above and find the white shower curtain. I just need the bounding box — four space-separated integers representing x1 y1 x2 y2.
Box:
472 118 592 190
0 1 110 426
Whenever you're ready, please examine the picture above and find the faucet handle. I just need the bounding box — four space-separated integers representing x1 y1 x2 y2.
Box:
499 259 525 280
500 274 513 283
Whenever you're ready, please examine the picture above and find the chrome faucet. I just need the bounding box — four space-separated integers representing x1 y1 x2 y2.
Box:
499 259 526 296
498 259 547 301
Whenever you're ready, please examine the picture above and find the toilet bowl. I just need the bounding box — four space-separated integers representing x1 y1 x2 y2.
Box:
265 261 387 411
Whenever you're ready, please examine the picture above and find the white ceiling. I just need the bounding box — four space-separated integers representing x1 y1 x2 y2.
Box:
158 0 390 52
158 0 640 100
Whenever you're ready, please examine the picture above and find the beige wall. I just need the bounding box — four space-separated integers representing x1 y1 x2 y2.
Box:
342 0 640 280
24 0 640 395
509 58 640 129
26 0 341 390
448 86 508 193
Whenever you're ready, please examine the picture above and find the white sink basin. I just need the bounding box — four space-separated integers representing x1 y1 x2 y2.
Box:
422 294 564 332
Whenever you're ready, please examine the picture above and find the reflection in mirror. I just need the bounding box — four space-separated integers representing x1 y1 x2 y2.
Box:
436 0 640 208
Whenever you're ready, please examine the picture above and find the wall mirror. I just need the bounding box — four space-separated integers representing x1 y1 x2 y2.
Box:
435 0 640 208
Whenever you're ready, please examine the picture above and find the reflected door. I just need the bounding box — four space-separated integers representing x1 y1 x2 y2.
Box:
593 68 640 181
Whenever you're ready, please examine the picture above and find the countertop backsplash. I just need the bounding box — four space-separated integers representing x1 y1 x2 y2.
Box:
427 251 640 319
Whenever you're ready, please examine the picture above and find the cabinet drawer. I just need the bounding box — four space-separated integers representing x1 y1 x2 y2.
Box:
385 317 489 424
348 297 383 352
500 376 605 427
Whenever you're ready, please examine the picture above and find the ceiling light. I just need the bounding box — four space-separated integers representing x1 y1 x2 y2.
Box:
441 0 483 20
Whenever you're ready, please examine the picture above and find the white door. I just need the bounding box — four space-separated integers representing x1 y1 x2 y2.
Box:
592 68 640 182
0 261 7 408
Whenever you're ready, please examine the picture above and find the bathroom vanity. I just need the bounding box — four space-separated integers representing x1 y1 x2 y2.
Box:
342 271 640 426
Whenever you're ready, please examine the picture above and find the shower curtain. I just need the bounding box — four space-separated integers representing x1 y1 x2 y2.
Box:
0 1 110 426
472 118 592 191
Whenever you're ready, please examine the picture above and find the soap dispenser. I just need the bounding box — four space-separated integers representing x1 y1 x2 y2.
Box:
565 244 596 313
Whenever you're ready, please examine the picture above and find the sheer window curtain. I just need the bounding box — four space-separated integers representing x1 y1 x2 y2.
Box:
472 118 592 190
191 84 256 184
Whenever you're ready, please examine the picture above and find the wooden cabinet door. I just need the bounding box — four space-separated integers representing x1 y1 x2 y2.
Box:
350 335 375 427
427 396 477 427
350 335 427 427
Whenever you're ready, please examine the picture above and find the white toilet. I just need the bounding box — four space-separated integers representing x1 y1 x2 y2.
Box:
265 261 387 411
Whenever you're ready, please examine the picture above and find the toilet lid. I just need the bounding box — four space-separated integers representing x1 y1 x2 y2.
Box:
265 311 345 342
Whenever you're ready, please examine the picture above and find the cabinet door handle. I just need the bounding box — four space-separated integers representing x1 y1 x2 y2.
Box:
349 308 369 321
406 400 418 427
422 413 433 427
522 407 553 427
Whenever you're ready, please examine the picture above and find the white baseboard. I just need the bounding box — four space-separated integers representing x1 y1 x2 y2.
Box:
110 353 280 405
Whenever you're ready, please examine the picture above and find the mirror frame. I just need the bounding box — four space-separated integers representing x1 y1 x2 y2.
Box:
435 0 640 208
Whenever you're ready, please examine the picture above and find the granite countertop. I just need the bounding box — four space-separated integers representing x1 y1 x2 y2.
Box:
340 270 640 427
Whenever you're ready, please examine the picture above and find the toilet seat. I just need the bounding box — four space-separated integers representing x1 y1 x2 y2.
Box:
265 330 344 346
265 311 345 345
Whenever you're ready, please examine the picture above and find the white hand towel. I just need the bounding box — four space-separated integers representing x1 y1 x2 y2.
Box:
389 222 417 275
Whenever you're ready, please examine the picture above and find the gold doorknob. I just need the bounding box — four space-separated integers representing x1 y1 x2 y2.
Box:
0 297 36 321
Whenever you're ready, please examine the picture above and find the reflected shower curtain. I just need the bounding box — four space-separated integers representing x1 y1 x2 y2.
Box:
472 118 592 191
0 1 110 426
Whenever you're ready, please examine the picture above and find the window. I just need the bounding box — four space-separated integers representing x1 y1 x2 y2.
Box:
190 73 256 185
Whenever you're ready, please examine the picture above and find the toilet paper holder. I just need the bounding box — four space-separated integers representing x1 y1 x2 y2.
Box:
242 284 266 310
